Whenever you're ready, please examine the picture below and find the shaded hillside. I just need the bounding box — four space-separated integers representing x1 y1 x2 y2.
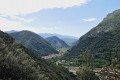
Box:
0 30 77 80
66 28 120 58
10 31 58 56
46 36 69 48
66 10 120 58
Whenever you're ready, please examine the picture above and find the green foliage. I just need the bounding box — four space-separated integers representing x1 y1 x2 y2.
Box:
92 59 109 68
66 27 120 59
0 31 77 80
66 28 120 57
77 67 99 80
110 58 120 69
46 36 69 48
76 52 99 80
65 28 120 67
10 31 58 56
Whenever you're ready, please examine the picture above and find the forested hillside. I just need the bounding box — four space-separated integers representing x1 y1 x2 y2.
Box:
10 31 58 56
65 10 120 59
66 28 120 58
0 30 77 80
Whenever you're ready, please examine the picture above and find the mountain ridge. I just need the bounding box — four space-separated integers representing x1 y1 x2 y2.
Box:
5 31 78 46
39 33 78 46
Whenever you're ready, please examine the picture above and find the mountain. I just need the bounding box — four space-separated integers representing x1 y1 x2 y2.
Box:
10 30 58 56
46 36 69 48
0 30 76 80
39 33 78 46
5 32 78 46
5 30 18 33
66 10 120 58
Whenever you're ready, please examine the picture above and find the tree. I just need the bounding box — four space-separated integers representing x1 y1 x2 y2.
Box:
110 58 120 79
111 58 119 69
76 52 99 80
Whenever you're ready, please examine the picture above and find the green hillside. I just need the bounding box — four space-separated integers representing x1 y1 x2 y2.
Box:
66 28 120 58
46 36 69 48
65 10 120 58
10 31 58 56
0 30 77 80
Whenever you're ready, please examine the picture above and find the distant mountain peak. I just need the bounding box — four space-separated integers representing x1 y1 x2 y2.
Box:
46 36 69 48
39 33 78 46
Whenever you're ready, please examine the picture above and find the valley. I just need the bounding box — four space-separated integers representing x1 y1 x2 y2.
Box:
48 9 120 80
0 1 120 80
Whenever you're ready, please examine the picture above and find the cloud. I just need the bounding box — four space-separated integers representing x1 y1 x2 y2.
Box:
0 17 59 33
82 18 96 21
41 27 48 30
0 17 39 32
10 16 33 23
0 15 33 23
0 0 90 16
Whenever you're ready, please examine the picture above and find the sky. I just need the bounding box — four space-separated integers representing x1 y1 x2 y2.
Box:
0 0 120 37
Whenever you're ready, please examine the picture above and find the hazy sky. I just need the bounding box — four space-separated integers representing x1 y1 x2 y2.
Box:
0 0 120 37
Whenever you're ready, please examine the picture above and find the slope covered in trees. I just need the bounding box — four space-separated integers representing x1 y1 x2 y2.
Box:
10 31 58 56
0 30 77 80
66 28 120 58
65 10 120 59
46 36 69 48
